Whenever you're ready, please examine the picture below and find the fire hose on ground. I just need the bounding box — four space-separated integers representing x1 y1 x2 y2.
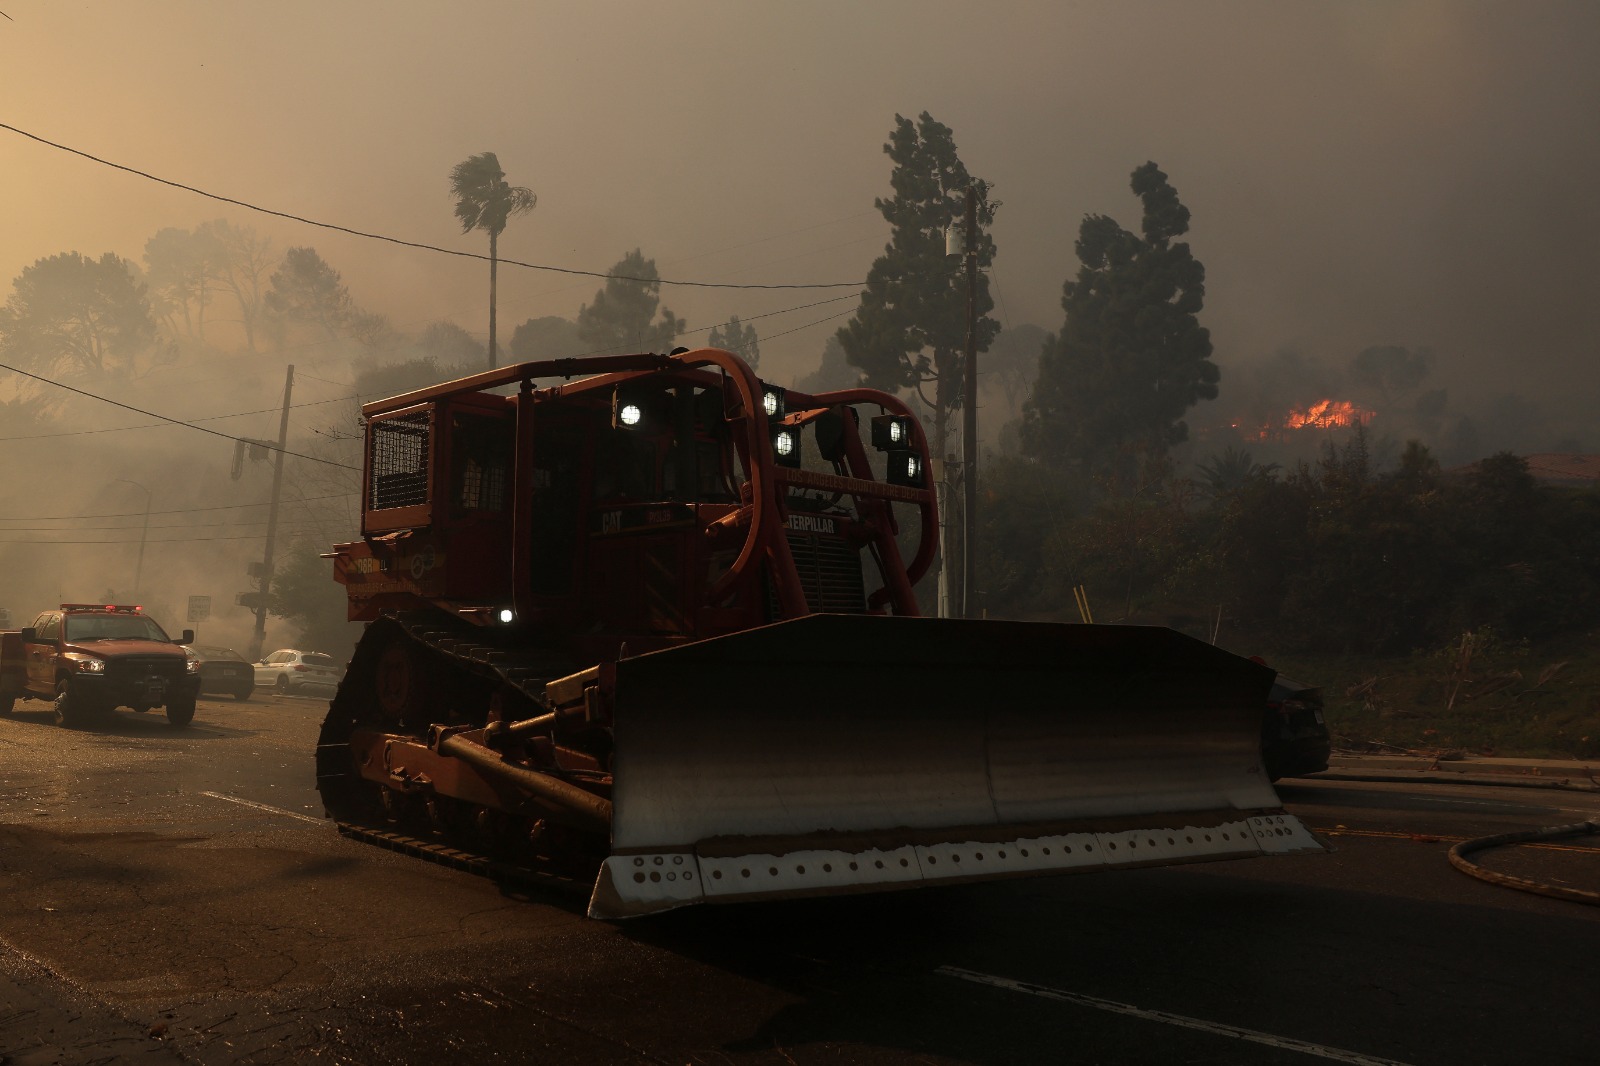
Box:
1448 819 1600 905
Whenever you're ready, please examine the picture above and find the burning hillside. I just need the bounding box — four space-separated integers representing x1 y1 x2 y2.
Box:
1232 398 1376 442
1285 399 1375 430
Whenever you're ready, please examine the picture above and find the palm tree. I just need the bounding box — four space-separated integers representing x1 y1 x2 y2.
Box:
449 152 536 369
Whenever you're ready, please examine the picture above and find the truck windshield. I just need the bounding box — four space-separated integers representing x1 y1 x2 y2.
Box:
64 615 171 643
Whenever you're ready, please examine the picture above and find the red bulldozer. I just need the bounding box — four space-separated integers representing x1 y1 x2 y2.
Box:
316 348 1322 918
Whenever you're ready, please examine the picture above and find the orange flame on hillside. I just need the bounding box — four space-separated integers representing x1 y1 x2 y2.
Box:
1231 399 1376 442
1284 399 1375 430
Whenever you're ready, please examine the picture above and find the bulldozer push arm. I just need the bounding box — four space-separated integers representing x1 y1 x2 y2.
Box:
317 348 1324 918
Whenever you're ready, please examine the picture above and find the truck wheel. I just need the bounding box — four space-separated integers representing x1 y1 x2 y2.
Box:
0 691 14 716
53 679 91 728
165 695 196 728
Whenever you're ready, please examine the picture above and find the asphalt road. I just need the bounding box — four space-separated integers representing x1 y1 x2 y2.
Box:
2 694 1598 1065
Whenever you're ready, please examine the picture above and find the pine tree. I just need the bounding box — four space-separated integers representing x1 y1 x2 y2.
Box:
576 250 685 354
1022 162 1217 491
707 314 760 369
837 112 998 461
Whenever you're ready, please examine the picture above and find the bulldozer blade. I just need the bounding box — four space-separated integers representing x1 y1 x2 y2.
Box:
589 615 1327 919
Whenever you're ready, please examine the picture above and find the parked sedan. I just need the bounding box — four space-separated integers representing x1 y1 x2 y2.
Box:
187 644 255 701
254 649 345 696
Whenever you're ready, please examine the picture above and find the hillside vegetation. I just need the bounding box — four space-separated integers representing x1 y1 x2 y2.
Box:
979 435 1599 759
1261 626 1600 761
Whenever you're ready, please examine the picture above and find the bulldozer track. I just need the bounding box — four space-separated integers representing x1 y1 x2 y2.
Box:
380 609 576 709
332 821 589 901
318 609 600 894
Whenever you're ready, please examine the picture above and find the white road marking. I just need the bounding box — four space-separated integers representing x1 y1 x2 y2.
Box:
200 791 325 826
936 965 1417 1066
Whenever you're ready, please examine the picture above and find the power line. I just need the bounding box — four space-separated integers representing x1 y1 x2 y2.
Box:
0 360 359 470
295 371 354 388
693 292 858 330
0 121 864 291
0 492 354 523
758 307 860 344
0 291 867 444
0 293 869 468
0 393 355 441
1 288 865 478
0 531 350 545
0 516 337 531
550 292 863 360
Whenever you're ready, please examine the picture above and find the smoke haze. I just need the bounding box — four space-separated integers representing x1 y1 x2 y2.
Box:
2 1 1597 632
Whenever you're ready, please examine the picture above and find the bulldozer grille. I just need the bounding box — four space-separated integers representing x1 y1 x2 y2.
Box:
783 531 867 614
369 412 430 510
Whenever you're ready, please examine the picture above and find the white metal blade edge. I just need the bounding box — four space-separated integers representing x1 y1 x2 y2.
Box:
587 812 1324 919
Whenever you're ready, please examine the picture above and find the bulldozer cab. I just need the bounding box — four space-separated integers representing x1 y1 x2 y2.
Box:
341 349 939 655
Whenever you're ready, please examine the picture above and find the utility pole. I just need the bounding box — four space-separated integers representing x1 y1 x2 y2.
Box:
247 364 293 661
935 454 952 618
960 183 980 619
115 479 151 600
488 231 499 370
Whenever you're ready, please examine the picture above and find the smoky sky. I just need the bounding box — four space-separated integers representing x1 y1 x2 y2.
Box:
2 0 1598 406
2 1 1597 640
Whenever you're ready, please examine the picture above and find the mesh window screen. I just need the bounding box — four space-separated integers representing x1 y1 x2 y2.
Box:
370 412 430 509
453 414 512 512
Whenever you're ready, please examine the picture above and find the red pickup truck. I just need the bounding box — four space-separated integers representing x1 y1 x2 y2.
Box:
0 604 202 728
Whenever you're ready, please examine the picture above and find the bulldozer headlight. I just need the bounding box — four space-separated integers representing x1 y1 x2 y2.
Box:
871 414 915 451
612 385 665 431
886 449 923 487
771 426 802 468
758 381 786 420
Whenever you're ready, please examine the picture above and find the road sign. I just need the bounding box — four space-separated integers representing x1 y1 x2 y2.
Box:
187 595 212 623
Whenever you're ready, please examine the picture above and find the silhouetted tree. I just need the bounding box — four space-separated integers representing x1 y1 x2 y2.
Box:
142 227 217 339
1391 439 1440 494
707 314 760 369
265 247 351 340
837 112 998 460
984 323 1049 420
1022 162 1217 491
576 250 684 354
417 321 483 364
347 310 397 353
976 454 1079 615
197 219 272 352
267 539 363 655
450 151 536 369
508 315 585 361
0 251 156 377
1195 447 1279 499
794 335 861 395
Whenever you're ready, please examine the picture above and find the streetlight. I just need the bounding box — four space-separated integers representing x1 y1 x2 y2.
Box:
115 478 151 600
